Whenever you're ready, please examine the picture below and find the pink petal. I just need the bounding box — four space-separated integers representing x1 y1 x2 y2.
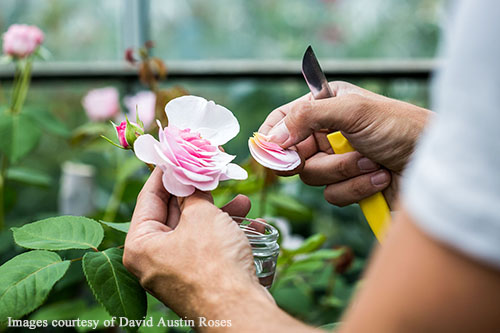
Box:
248 134 301 171
162 166 195 197
134 134 162 165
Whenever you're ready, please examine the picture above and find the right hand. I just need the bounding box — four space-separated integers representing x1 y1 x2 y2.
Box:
259 81 432 208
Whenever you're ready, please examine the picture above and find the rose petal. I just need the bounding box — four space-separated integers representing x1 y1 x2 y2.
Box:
162 166 195 197
134 134 162 165
248 135 301 171
165 95 239 145
220 163 248 181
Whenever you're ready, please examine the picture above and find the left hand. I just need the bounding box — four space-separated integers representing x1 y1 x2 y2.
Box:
123 168 273 321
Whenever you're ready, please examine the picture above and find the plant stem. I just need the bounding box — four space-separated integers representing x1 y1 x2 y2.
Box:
12 60 32 114
102 178 126 222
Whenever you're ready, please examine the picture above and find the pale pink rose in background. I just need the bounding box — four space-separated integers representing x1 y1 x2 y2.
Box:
82 87 120 121
2 24 44 58
124 91 156 129
248 132 301 171
134 95 248 197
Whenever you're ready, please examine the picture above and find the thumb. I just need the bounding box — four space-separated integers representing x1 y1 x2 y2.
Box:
267 96 361 149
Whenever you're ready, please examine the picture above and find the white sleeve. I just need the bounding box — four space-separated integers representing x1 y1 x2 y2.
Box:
402 0 500 268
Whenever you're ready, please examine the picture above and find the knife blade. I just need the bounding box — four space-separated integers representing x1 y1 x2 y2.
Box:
301 45 391 242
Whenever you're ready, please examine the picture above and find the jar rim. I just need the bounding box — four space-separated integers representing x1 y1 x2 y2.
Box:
231 216 279 243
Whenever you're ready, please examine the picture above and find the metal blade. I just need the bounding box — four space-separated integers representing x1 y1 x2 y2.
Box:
301 45 334 100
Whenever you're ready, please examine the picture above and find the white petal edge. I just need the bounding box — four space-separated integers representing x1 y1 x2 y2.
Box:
165 95 240 145
248 138 301 171
220 163 248 181
134 134 162 165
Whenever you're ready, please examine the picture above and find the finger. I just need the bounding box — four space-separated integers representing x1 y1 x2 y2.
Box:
221 194 251 217
300 151 380 186
129 167 172 234
323 170 391 207
259 93 313 134
268 94 368 149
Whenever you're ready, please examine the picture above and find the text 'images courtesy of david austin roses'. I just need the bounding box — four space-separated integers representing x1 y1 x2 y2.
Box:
8 316 232 330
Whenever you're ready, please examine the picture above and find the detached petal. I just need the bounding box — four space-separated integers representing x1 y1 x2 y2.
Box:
165 95 239 145
248 133 301 171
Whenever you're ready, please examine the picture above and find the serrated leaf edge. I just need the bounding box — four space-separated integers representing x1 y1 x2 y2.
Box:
82 250 134 321
0 252 71 323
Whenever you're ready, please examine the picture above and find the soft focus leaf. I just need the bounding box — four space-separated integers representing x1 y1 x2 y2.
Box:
12 216 104 250
24 108 71 137
0 112 42 163
75 305 112 333
272 285 312 315
82 248 146 326
6 166 52 187
30 299 87 321
286 233 326 256
0 251 70 322
100 221 130 233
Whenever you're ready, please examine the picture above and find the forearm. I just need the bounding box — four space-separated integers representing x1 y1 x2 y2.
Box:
195 284 317 333
339 207 500 333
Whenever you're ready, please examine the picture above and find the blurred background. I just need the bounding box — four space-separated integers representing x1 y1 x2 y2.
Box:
0 0 445 331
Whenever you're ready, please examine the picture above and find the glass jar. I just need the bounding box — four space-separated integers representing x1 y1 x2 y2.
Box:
232 217 280 289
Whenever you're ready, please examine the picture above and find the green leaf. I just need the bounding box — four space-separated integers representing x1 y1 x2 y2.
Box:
100 221 130 233
12 216 104 251
6 166 52 187
0 112 42 163
30 299 87 321
285 233 326 256
76 305 112 333
0 251 71 322
83 248 147 326
24 108 71 137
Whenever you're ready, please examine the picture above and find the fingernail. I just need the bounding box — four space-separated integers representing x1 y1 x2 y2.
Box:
357 157 378 172
371 170 389 186
268 119 290 145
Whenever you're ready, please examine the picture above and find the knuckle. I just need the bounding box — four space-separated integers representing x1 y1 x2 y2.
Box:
291 100 313 124
324 186 347 207
334 155 352 179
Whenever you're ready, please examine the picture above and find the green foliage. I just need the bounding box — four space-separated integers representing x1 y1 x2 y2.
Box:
6 166 52 187
12 216 104 251
0 111 42 163
101 220 131 233
24 108 71 138
82 248 147 326
30 299 88 321
0 251 70 322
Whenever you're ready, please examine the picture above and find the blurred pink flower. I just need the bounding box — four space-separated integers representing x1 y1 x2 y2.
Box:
248 132 301 171
124 91 156 129
82 87 120 121
134 95 247 197
2 24 44 58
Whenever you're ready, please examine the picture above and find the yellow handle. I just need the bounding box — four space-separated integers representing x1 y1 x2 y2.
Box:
327 131 391 242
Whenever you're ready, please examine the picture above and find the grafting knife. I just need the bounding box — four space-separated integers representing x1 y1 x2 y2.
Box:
301 45 391 242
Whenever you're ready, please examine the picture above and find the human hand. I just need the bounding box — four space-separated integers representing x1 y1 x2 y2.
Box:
123 168 273 324
259 81 432 207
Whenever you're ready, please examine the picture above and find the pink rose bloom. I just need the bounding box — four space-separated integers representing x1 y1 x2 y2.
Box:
2 24 44 58
82 87 120 121
124 91 156 129
248 132 301 171
134 95 248 197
